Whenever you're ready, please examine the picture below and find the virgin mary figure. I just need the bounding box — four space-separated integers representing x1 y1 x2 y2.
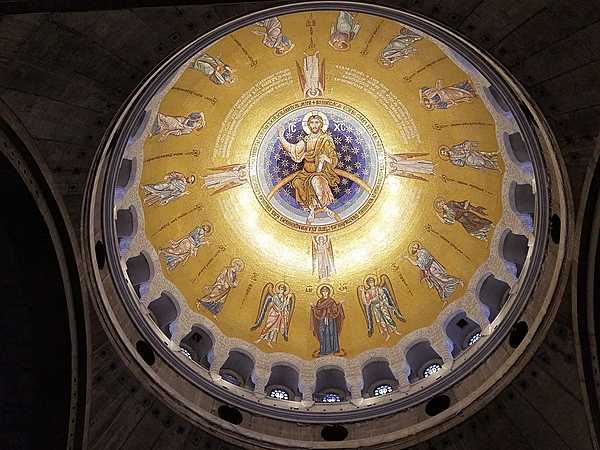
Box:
310 285 345 357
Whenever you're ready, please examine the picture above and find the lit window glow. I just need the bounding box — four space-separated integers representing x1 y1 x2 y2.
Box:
180 348 192 359
269 388 289 400
468 332 482 347
321 392 342 403
374 384 393 396
423 363 442 378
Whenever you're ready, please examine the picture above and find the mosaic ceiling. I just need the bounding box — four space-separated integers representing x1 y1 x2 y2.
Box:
123 9 524 366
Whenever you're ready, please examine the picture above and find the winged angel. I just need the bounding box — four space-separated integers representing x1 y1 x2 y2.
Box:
251 282 296 347
357 275 406 340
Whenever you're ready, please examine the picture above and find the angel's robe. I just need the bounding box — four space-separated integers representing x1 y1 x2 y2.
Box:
283 131 339 211
257 292 290 345
302 54 323 97
203 167 246 191
379 29 421 65
363 285 402 336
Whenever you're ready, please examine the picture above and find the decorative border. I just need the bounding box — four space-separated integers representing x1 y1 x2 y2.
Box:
93 2 551 423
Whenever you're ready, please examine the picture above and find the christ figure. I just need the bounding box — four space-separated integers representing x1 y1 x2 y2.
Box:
277 114 340 224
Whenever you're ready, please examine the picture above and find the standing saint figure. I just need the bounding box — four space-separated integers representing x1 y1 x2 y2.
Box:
329 11 360 51
419 80 476 110
150 111 205 141
312 234 336 279
143 171 195 206
386 152 434 181
297 52 325 98
310 285 345 357
278 113 340 224
203 164 248 194
251 282 295 347
253 17 294 55
438 140 500 171
379 28 422 66
357 275 406 340
434 197 493 241
197 258 244 316
407 242 463 303
159 224 212 271
190 53 234 85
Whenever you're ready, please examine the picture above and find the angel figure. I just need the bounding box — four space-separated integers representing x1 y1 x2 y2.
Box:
407 241 463 303
150 111 205 141
159 224 212 271
250 282 295 347
329 11 360 51
419 80 476 110
434 197 493 241
312 234 335 279
379 28 422 66
357 275 406 340
203 164 248 194
310 284 345 357
297 52 325 98
438 140 500 171
197 258 244 316
386 152 434 181
253 17 294 55
143 171 195 206
190 53 234 85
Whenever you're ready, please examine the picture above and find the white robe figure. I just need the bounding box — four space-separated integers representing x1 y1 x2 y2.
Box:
159 224 211 271
312 234 336 279
143 172 195 206
386 152 434 181
203 164 248 194
297 52 325 98
408 243 462 302
329 11 360 51
190 53 233 85
379 28 422 66
439 140 500 171
254 17 294 55
151 112 205 141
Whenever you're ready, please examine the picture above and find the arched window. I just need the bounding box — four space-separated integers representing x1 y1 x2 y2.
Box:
374 384 393 397
265 365 301 401
478 274 510 322
361 359 398 398
268 388 290 400
321 392 342 403
423 363 442 378
180 326 213 369
219 350 255 390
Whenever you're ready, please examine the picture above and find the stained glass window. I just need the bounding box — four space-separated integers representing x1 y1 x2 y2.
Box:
468 332 482 347
321 392 342 403
374 384 393 396
423 363 442 378
180 348 192 359
269 388 289 400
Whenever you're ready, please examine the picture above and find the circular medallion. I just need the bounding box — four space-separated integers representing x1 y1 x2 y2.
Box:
249 99 385 233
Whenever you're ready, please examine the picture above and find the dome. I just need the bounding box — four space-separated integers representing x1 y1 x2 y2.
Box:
84 2 569 447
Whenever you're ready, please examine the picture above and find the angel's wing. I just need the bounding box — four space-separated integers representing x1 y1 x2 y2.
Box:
296 60 306 93
208 163 245 172
209 179 246 195
311 237 318 275
357 285 374 337
391 171 429 182
250 283 274 330
381 274 406 322
320 58 326 92
391 152 430 160
283 293 295 341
